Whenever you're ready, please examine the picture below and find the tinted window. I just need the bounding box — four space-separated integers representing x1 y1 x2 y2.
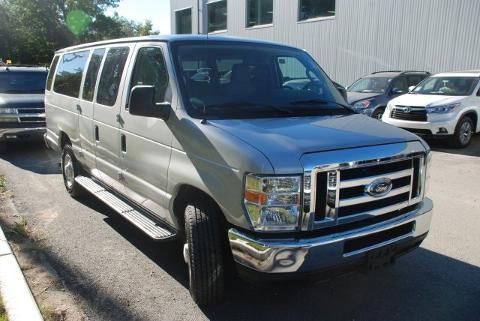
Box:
299 0 335 21
407 75 427 87
54 51 89 97
46 56 59 91
208 0 227 33
176 8 192 34
391 77 408 93
247 0 273 27
130 47 169 103
0 72 47 94
172 42 348 120
82 48 106 101
348 77 392 93
477 87 480 96
97 47 129 106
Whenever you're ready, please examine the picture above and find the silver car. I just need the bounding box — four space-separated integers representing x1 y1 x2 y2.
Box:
45 35 433 305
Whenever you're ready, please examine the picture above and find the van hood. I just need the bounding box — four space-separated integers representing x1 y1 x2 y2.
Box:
0 93 45 107
391 93 464 107
347 92 382 104
208 114 419 173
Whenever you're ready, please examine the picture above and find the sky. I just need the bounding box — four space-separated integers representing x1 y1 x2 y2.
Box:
107 0 171 34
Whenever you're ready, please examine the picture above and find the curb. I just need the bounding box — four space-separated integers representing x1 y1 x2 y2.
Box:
0 225 44 321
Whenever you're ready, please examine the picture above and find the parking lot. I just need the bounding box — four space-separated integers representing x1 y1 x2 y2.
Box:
0 136 479 321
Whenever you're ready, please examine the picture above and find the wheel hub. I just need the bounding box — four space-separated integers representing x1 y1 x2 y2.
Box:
183 243 190 264
460 121 473 145
63 154 75 189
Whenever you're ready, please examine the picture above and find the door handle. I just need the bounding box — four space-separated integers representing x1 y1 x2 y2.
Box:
95 125 99 141
121 134 126 153
76 104 82 114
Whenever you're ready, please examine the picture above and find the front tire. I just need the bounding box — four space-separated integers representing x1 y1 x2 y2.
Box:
371 108 385 120
184 200 224 306
450 116 474 148
61 145 84 197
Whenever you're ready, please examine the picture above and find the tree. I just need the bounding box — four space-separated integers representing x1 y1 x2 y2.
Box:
0 0 158 65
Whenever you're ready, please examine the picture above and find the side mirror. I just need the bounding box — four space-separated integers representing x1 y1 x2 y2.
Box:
391 87 404 95
129 85 170 120
333 81 348 101
408 85 416 92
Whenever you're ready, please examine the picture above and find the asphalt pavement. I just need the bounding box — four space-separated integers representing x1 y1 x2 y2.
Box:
0 136 479 321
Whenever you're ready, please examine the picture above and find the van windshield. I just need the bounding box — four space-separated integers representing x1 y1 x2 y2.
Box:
171 41 351 119
412 76 479 96
0 71 47 94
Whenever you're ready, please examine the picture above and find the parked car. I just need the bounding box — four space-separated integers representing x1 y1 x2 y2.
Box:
0 66 48 152
347 71 430 119
383 71 480 148
45 35 433 305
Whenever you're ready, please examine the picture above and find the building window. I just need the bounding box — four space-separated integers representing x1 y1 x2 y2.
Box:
208 0 227 33
298 0 335 21
247 0 273 27
176 8 192 34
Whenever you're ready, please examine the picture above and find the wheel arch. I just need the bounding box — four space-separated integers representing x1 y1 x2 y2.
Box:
460 110 479 132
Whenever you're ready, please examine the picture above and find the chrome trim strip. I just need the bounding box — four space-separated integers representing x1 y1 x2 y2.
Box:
339 185 411 207
343 233 414 257
340 168 413 188
337 201 410 222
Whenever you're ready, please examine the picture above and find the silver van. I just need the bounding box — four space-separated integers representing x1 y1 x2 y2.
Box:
45 35 433 305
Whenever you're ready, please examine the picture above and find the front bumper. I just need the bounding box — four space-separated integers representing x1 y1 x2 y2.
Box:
0 127 46 142
229 198 432 274
383 114 457 136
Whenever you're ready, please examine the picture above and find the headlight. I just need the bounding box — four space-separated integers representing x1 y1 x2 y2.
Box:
0 108 17 114
353 100 372 110
426 103 460 114
244 174 301 232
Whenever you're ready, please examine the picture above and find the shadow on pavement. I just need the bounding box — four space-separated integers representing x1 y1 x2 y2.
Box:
0 142 61 174
75 195 480 321
428 134 480 157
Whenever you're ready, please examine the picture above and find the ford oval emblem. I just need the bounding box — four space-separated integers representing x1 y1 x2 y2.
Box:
365 178 393 197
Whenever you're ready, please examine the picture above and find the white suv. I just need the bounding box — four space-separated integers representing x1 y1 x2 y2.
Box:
383 71 480 147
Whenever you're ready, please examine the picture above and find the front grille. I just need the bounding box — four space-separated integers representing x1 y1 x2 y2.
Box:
391 106 427 121
307 154 426 227
10 106 46 124
401 128 432 135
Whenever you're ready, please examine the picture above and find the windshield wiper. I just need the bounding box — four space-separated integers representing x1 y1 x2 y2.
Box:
289 99 353 112
206 102 295 115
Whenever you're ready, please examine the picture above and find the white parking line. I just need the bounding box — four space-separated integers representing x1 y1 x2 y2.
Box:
0 226 44 321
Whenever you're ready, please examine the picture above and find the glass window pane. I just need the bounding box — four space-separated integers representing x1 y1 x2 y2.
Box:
54 51 89 97
46 56 59 91
247 0 273 27
176 8 192 34
299 0 335 21
130 47 169 103
97 47 129 106
208 1 227 33
82 48 106 101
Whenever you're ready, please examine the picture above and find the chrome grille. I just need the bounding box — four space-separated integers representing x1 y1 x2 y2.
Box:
304 153 426 230
0 106 45 124
391 106 427 121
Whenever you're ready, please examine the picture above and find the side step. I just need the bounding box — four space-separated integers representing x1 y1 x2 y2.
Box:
75 176 176 241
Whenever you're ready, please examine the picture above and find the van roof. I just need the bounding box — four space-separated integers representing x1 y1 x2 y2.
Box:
55 35 298 54
0 66 48 72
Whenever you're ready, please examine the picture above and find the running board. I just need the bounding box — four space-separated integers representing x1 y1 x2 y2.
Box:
75 176 176 241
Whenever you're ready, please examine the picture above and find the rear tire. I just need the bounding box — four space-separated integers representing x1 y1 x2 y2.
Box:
61 145 84 197
450 116 474 148
184 199 224 306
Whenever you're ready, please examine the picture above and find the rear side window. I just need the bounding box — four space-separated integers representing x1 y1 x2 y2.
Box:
46 56 59 91
54 51 89 97
130 47 169 103
82 48 106 101
407 75 427 87
97 47 130 106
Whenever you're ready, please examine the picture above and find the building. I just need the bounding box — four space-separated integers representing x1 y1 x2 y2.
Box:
170 0 480 86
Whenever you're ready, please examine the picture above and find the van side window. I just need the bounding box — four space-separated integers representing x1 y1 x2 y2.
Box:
82 48 106 101
130 47 169 103
97 47 130 106
46 56 59 91
477 86 480 96
53 51 89 97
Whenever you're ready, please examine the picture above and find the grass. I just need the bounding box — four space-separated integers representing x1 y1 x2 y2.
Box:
13 217 29 239
0 296 8 321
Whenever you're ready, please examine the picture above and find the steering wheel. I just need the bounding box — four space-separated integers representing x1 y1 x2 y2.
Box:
190 97 206 111
302 80 321 93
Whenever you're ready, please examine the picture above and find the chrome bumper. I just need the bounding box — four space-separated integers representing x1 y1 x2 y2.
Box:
0 127 45 141
229 198 433 273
